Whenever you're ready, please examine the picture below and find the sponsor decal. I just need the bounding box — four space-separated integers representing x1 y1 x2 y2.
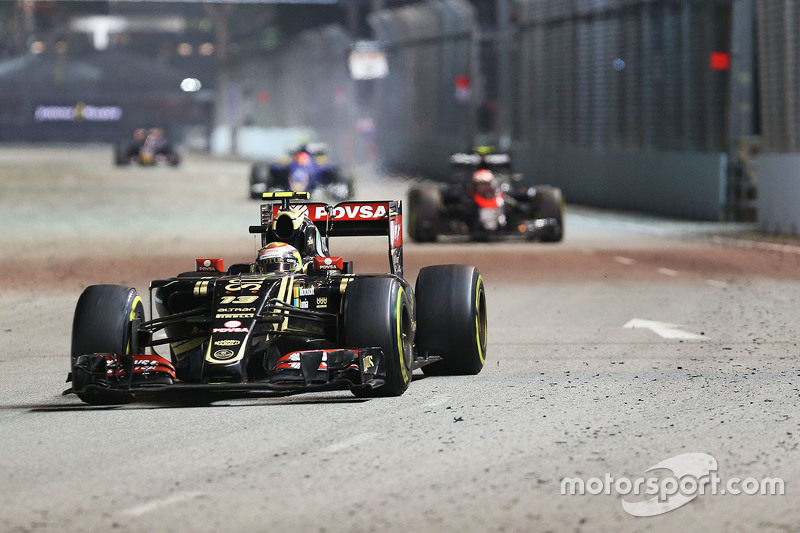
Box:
216 313 255 319
34 103 123 122
449 152 510 165
313 256 344 271
212 349 236 361
299 286 315 296
298 300 309 309
219 295 259 304
326 203 388 221
171 335 205 356
217 308 256 313
196 258 223 273
316 297 328 307
362 354 374 372
102 355 174 376
225 279 264 292
212 320 249 333
133 358 161 371
214 339 241 347
271 202 389 222
450 153 482 165
485 153 511 165
390 214 403 248
275 350 330 371
194 280 211 297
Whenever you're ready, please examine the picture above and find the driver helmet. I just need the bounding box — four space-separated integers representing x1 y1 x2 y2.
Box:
293 151 312 166
472 169 496 198
258 242 303 273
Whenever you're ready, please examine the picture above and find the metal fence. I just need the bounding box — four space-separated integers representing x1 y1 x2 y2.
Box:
755 0 800 233
757 0 800 153
512 0 732 152
368 0 476 173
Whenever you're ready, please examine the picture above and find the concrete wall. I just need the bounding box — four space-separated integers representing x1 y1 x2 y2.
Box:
511 146 728 221
210 126 315 160
757 154 800 234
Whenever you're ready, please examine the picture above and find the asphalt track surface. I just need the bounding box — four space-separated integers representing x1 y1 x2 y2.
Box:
1 145 799 532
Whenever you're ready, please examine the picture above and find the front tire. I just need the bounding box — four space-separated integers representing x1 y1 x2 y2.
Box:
416 265 487 375
343 277 414 397
407 187 441 242
249 162 270 199
113 142 128 166
71 284 144 404
536 186 565 242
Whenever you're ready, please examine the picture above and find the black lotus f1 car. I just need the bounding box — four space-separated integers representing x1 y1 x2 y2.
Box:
249 143 353 201
114 128 180 167
407 148 564 242
66 191 487 404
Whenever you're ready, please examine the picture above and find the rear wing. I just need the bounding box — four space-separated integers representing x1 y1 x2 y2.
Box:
449 151 512 170
250 193 403 276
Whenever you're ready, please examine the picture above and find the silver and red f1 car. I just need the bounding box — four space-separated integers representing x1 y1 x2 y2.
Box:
407 147 564 242
66 191 487 404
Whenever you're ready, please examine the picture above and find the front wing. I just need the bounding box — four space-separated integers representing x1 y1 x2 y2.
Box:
437 207 560 240
66 347 386 403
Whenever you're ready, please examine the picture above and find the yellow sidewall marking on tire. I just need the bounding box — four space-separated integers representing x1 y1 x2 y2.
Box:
397 286 409 384
127 295 142 354
129 295 142 321
475 275 485 365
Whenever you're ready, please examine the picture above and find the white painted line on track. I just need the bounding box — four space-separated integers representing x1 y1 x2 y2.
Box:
710 236 800 255
423 395 451 409
614 256 636 265
321 432 379 453
624 318 709 340
658 268 679 277
706 279 728 288
122 492 205 517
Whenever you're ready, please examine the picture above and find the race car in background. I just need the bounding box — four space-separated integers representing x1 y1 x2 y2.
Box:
114 128 181 167
66 191 487 405
249 143 354 201
406 147 564 242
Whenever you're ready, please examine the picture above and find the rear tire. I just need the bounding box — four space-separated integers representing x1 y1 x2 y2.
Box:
407 187 441 242
113 142 128 166
71 284 144 404
249 162 270 199
536 186 565 242
416 265 487 375
343 176 356 201
343 277 414 397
